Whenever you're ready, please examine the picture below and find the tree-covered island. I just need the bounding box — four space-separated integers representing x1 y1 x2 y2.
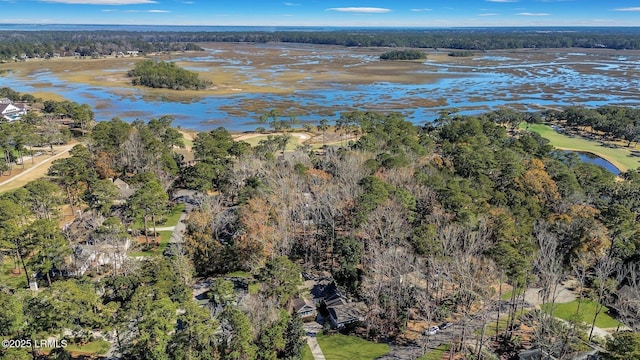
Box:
128 60 211 90
379 49 427 60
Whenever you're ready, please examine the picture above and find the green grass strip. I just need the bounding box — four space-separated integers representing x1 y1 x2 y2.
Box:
523 123 640 172
542 299 620 329
316 333 390 360
418 343 450 360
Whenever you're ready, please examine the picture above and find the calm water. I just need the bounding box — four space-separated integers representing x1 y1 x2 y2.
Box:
563 150 621 175
2 44 640 131
576 152 621 175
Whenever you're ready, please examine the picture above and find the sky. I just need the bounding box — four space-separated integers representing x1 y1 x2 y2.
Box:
1 0 640 27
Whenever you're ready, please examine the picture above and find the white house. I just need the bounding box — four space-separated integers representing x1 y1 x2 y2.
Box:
0 98 27 121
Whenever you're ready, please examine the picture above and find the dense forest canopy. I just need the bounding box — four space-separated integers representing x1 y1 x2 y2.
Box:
128 60 211 90
379 49 426 60
2 88 640 358
2 28 640 60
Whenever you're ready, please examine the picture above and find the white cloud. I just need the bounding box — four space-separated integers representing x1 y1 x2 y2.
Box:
517 12 550 16
284 2 300 6
411 8 432 12
124 9 168 12
41 0 156 4
182 1 194 4
614 7 640 11
327 7 391 13
478 13 499 16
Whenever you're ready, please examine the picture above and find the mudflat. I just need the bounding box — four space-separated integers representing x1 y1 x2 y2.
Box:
1 43 640 129
0 43 451 99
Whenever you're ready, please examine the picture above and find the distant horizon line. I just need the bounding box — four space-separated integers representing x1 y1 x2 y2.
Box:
1 23 640 29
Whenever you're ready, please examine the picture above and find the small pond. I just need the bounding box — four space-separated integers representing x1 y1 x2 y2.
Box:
564 150 621 175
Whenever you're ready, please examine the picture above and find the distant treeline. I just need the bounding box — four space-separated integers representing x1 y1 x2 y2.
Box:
448 50 474 57
0 31 202 60
128 60 211 90
2 28 640 60
380 49 426 60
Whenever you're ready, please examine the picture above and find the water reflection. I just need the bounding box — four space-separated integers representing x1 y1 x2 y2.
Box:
1 47 640 131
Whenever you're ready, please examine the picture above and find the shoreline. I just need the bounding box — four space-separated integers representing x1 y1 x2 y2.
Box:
525 123 639 173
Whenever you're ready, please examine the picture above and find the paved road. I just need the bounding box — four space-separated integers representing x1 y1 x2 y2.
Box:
0 144 75 188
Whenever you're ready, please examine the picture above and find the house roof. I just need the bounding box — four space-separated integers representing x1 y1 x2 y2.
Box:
518 349 557 360
113 178 135 198
310 279 337 300
0 103 15 114
293 297 315 313
328 302 366 325
324 293 347 307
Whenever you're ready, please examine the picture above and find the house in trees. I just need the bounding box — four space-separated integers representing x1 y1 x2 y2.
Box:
71 238 131 276
306 276 366 329
518 349 557 360
310 277 340 305
327 302 367 329
0 98 28 121
292 297 316 321
112 178 135 203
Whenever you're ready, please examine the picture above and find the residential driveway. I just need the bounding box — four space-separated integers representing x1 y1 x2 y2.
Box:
305 336 326 360
165 189 201 245
524 283 576 306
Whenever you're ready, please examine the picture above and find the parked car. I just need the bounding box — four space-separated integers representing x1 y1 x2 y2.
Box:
439 322 453 330
425 326 439 335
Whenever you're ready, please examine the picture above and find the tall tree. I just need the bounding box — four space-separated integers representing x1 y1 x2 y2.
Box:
168 301 219 360
23 219 71 287
129 175 168 245
256 256 302 306
219 307 257 360
48 156 89 214
24 179 64 220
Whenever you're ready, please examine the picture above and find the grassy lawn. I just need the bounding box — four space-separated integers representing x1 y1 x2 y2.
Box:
316 333 390 360
418 343 450 360
302 343 315 360
542 300 620 328
64 339 111 356
163 203 185 227
248 282 261 295
0 257 27 290
128 230 173 257
131 203 185 231
500 287 525 301
522 123 640 172
182 136 194 150
239 134 302 151
478 309 529 338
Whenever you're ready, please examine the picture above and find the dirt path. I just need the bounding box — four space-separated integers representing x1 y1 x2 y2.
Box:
0 144 76 193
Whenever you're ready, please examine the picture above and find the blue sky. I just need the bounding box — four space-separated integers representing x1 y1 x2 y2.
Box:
1 0 640 27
